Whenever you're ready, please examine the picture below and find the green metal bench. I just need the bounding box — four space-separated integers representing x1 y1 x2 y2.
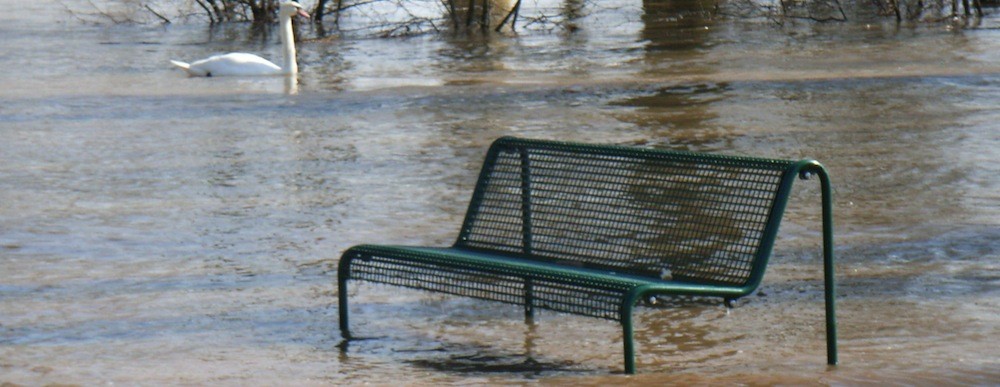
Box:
338 137 837 374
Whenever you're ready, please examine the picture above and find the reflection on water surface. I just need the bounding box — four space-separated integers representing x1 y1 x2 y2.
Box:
0 0 998 384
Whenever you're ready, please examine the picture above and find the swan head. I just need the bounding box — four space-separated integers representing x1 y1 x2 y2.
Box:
279 1 310 19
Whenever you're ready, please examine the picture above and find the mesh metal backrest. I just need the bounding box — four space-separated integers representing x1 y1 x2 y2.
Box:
456 137 796 286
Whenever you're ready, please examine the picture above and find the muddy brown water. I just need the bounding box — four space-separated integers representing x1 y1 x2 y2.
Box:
1 0 998 384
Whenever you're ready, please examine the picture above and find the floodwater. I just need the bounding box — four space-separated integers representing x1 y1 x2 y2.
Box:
2 0 999 384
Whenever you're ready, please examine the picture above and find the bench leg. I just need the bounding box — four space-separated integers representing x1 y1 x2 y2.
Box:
622 296 638 374
338 278 351 339
818 169 838 365
623 317 636 374
338 252 355 340
802 161 838 366
524 278 535 322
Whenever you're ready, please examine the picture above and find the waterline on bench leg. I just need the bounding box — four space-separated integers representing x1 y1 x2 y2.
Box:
338 272 352 339
338 288 351 339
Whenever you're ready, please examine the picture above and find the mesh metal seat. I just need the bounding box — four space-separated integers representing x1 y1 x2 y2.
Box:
338 137 837 374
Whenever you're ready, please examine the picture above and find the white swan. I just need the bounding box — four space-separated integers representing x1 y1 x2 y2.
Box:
171 1 310 77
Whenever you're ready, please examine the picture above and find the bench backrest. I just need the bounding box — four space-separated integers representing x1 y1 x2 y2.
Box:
455 137 810 290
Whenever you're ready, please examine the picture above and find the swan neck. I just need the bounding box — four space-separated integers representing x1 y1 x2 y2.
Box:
279 13 297 76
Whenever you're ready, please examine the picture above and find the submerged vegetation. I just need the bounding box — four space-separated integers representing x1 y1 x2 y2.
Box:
723 0 993 23
66 0 996 36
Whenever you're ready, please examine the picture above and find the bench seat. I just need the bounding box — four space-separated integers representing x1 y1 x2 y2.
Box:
342 244 747 321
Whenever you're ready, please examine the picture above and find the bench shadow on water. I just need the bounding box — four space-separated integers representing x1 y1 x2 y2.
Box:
338 286 745 374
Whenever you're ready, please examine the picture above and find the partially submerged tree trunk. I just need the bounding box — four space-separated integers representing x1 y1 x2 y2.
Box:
449 0 520 32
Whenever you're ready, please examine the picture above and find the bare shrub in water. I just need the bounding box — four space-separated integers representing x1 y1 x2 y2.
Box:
307 0 642 37
60 0 286 24
870 0 985 21
69 0 992 32
193 0 283 23
63 0 589 35
58 0 166 24
718 0 990 23
310 0 527 36
719 0 847 22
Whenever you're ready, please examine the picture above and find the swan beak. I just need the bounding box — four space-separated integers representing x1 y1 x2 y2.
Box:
297 9 310 19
